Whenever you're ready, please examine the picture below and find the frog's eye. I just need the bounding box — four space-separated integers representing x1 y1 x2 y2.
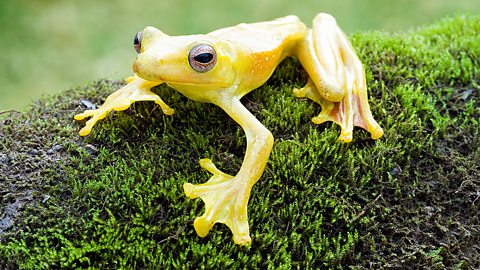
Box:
188 44 217 73
134 31 142 54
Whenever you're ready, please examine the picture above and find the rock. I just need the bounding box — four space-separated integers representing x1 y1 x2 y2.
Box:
0 153 9 164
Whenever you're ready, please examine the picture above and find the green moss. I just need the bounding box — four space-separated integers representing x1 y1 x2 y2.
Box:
1 14 479 269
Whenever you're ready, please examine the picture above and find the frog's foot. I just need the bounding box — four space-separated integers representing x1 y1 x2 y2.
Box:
294 79 383 142
294 13 383 142
183 158 253 245
74 75 174 136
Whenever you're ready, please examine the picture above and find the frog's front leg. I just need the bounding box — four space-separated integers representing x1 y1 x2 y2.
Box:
183 97 273 245
74 75 174 136
294 13 383 142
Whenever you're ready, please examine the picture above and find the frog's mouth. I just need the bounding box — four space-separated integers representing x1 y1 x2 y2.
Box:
133 63 191 85
133 59 194 85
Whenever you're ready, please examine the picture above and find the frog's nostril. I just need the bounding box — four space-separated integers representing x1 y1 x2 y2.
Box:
133 31 142 53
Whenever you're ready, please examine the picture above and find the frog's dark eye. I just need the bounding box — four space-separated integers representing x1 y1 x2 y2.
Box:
134 31 142 54
188 44 217 73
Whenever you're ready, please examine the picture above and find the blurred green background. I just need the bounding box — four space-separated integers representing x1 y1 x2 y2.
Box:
1 0 479 110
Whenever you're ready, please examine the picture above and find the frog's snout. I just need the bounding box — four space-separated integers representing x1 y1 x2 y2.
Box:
132 59 150 81
132 60 141 76
132 56 165 83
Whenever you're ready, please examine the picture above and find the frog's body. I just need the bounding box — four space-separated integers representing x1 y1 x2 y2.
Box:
75 13 383 245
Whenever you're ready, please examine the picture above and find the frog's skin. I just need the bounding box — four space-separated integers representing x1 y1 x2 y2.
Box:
74 13 383 245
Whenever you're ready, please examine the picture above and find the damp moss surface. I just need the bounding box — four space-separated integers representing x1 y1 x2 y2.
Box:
1 14 479 269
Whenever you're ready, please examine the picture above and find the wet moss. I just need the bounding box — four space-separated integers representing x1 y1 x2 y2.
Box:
1 14 479 269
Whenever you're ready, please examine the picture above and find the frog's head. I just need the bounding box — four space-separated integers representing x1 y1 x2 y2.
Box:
132 26 235 90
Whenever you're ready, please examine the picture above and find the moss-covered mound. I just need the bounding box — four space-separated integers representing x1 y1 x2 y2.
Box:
1 14 479 269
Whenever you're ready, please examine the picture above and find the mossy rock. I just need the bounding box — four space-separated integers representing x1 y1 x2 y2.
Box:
1 14 479 269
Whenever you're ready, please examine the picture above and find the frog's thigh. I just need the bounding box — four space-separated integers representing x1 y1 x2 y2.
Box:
295 17 349 102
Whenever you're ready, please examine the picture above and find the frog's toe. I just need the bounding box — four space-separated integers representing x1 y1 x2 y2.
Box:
161 107 175 115
74 113 87 121
79 125 93 136
74 109 96 120
233 233 252 246
369 125 384 140
338 130 353 143
293 79 322 104
199 158 226 176
193 216 215 237
76 109 110 136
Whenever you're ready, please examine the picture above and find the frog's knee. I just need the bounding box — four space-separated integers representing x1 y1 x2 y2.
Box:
320 82 344 102
313 13 337 26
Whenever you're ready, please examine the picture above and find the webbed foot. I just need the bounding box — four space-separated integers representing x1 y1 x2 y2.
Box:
183 158 253 245
294 78 383 142
74 75 174 136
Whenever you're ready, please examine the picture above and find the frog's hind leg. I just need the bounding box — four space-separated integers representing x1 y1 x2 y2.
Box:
294 13 383 142
74 75 174 136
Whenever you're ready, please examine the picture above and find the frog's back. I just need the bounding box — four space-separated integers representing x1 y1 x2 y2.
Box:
208 15 307 54
207 16 308 96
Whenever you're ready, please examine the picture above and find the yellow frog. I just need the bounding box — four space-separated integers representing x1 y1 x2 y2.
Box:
74 13 383 245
